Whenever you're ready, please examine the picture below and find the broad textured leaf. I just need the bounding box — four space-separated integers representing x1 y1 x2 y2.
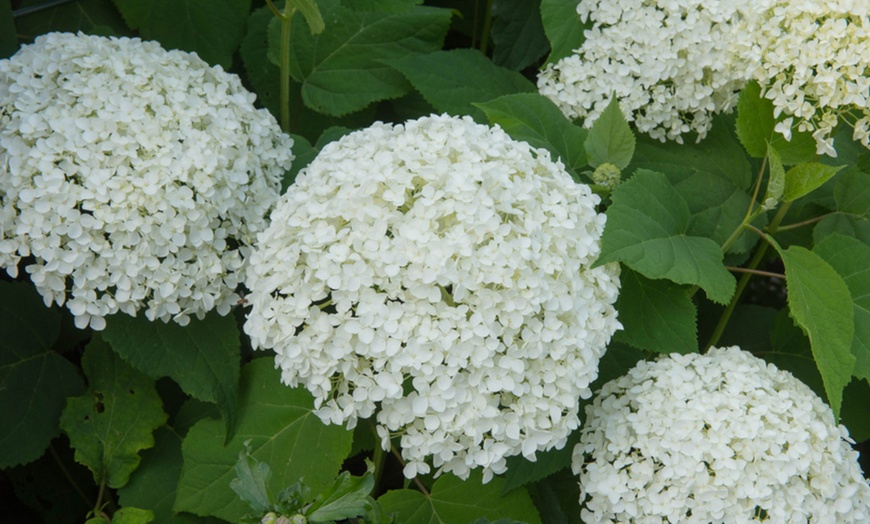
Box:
60 338 168 489
491 0 548 71
378 471 541 524
387 49 536 121
613 269 697 354
524 468 583 524
735 81 817 165
585 96 635 169
111 0 250 68
779 245 855 418
597 170 736 304
174 358 353 522
229 444 274 514
814 234 870 382
0 282 84 468
281 4 452 116
112 508 155 524
502 432 579 494
475 93 588 180
815 169 870 256
307 468 375 521
240 5 281 117
102 312 240 436
119 428 221 523
783 163 845 202
14 0 128 39
1 0 17 58
540 0 590 65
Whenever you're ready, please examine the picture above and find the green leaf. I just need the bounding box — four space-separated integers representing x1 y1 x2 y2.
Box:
540 0 590 65
765 143 785 205
815 168 870 245
230 442 274 514
584 96 635 170
0 282 85 468
174 358 353 522
814 234 870 383
613 268 697 354
474 93 588 180
502 432 579 494
111 0 251 68
490 0 548 71
60 337 168 489
387 49 536 121
101 312 240 437
307 466 375 522
378 471 542 524
291 0 325 34
777 244 855 418
524 468 583 524
118 428 222 524
280 3 452 116
284 134 317 191
14 0 128 39
597 170 736 304
112 507 155 524
735 81 817 165
241 5 281 117
0 0 18 58
783 163 845 202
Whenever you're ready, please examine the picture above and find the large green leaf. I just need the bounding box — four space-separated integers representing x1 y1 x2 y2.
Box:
378 471 541 524
584 96 635 170
474 93 589 181
783 162 845 203
501 432 579 494
778 244 855 418
387 49 536 121
613 269 697 354
814 168 870 245
14 0 128 39
0 282 85 468
101 312 240 436
490 0 548 71
240 5 281 117
540 0 590 65
60 338 168 489
597 170 736 304
281 3 452 116
174 358 353 522
111 0 250 67
735 81 817 165
814 234 870 383
524 468 583 524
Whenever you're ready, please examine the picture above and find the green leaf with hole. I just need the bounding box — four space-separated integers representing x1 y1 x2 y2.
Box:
0 282 85 468
60 337 167 489
597 170 736 304
783 162 845 202
585 96 635 170
111 0 251 68
540 0 590 65
475 93 588 180
278 3 451 116
174 358 353 522
735 81 817 165
814 234 870 383
378 471 541 524
387 49 536 121
613 268 697 354
777 244 855 418
101 312 240 437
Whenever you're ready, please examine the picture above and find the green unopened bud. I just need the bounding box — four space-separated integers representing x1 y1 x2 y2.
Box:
261 513 279 524
592 162 622 189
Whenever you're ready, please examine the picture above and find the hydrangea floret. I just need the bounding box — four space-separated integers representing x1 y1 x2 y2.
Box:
0 32 294 330
244 114 621 482
537 0 751 143
733 0 870 156
573 346 870 523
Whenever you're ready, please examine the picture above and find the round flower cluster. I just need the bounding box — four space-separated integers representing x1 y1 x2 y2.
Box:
733 0 870 156
537 0 751 143
244 114 621 481
573 346 870 523
0 32 294 330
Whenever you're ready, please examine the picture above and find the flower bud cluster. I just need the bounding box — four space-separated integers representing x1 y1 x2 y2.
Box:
244 114 621 481
0 32 294 329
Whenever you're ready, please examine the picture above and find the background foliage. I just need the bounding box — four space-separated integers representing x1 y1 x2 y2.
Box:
1 0 869 522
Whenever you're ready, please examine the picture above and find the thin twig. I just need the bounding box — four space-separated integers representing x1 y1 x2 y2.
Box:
726 266 785 279
390 446 430 496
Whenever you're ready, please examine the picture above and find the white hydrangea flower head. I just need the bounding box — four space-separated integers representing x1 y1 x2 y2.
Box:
573 346 870 523
244 114 621 482
733 0 870 156
0 32 294 330
537 0 753 143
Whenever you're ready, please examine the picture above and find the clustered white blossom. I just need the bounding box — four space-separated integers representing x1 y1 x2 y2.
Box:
0 32 294 330
539 0 870 155
573 346 870 523
537 0 751 143
733 0 870 156
244 114 621 482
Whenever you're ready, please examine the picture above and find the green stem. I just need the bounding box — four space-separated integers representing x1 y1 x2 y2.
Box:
280 3 297 133
94 477 107 519
726 266 785 279
479 0 494 55
776 213 831 232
